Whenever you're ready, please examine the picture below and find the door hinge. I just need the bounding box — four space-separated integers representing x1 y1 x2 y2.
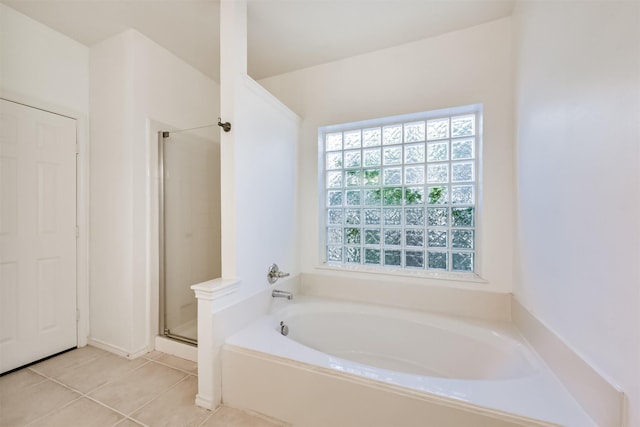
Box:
75 143 80 154
76 226 80 238
76 309 80 322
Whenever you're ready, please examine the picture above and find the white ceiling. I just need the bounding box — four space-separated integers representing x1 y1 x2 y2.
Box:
2 0 515 82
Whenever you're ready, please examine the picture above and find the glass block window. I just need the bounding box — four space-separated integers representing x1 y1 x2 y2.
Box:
321 106 480 273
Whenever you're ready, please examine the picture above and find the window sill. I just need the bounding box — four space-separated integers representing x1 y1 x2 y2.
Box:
315 263 488 284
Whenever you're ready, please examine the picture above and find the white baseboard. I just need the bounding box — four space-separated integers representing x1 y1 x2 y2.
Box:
87 337 149 359
195 393 216 410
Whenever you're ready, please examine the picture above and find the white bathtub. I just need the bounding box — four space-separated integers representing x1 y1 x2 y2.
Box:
224 297 595 427
281 300 536 381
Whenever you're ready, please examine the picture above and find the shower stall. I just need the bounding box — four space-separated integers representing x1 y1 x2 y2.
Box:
159 126 221 345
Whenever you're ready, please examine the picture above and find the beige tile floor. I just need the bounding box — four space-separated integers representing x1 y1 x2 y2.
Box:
0 346 285 427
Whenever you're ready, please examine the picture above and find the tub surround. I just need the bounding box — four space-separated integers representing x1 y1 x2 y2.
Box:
512 298 625 427
224 347 552 427
223 297 595 427
191 273 624 426
301 272 511 321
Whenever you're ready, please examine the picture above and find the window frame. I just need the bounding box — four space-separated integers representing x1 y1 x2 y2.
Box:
317 104 483 280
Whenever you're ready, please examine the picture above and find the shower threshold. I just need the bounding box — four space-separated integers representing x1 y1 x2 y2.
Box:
164 319 197 346
163 333 197 346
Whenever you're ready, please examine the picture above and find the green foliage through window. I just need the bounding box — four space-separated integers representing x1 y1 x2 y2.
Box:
322 107 480 273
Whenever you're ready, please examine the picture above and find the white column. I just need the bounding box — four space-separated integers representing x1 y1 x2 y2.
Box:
192 279 239 408
193 0 249 410
192 281 216 408
219 0 247 279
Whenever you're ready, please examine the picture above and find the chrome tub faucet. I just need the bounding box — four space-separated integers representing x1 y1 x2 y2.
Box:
267 263 290 284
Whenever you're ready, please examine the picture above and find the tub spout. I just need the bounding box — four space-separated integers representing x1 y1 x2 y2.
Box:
272 289 293 300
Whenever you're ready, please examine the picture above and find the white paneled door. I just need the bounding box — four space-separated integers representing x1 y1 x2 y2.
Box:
0 99 77 374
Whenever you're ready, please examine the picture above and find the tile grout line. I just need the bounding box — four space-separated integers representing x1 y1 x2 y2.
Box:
26 366 87 395
33 359 153 398
148 358 199 377
11 350 201 427
27 349 112 378
82 359 195 425
26 349 147 395
82 359 154 397
21 389 85 427
111 416 150 427
24 367 130 425
196 407 218 427
10 368 49 388
124 371 195 425
126 357 208 427
83 392 149 425
81 358 183 422
24 362 155 426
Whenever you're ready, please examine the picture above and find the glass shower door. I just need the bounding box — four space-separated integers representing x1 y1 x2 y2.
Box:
160 127 221 344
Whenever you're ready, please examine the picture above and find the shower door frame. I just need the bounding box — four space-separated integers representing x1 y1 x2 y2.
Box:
158 131 198 346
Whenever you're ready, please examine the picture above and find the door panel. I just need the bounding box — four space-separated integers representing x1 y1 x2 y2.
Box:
0 99 77 373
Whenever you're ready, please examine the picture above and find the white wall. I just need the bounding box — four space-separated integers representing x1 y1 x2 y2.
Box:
219 0 300 294
0 4 89 114
513 1 640 425
259 18 514 293
0 4 91 346
90 31 134 354
231 76 300 293
90 29 220 356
